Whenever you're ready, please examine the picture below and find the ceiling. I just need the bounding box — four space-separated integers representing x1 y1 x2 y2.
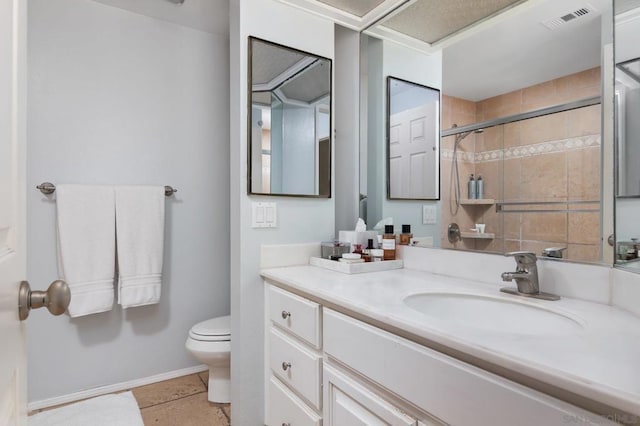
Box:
314 0 387 17
441 0 609 100
251 39 331 104
382 0 525 44
90 0 229 36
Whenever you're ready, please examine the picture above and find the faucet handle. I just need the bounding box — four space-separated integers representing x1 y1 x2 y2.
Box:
505 251 538 265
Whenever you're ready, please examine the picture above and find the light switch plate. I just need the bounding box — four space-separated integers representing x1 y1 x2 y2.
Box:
422 204 437 225
252 202 277 228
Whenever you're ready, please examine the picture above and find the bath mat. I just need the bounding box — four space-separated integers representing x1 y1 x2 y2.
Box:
29 391 143 426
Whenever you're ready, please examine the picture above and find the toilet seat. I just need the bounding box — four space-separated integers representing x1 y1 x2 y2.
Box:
189 315 230 342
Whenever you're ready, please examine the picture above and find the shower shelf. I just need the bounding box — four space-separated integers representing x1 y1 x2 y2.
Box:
460 199 495 206
460 232 495 240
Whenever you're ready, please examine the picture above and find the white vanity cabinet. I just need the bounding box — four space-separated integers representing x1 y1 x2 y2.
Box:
265 282 613 426
266 285 324 426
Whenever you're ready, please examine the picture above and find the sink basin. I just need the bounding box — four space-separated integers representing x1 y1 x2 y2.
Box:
403 292 583 335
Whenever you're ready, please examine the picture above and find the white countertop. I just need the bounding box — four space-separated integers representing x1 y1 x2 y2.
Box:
261 265 640 417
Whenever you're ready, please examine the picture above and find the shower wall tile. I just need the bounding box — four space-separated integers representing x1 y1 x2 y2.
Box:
478 90 522 121
518 111 569 146
522 212 568 243
520 152 567 201
474 161 501 200
503 122 520 148
567 244 601 263
475 125 503 152
440 67 602 262
567 147 600 200
567 104 601 137
503 214 521 240
568 212 601 245
502 158 521 201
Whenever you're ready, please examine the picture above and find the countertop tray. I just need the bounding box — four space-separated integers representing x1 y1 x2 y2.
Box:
310 256 403 274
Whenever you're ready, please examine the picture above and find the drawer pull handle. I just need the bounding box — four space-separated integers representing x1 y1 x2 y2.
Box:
282 361 292 371
281 310 291 319
282 423 291 426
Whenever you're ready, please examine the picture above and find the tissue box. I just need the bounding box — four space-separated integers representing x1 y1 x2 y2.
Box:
338 231 378 248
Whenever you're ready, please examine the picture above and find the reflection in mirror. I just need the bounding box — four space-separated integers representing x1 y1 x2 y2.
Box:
387 77 440 200
248 37 332 197
614 0 640 270
362 0 613 264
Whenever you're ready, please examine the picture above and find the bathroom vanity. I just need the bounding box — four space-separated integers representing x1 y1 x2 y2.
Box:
262 254 640 425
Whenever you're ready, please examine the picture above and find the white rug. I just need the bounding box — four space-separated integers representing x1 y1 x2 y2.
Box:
29 391 144 426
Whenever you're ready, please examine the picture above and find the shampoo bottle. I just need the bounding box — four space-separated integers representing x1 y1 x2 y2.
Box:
468 174 476 199
382 225 396 260
476 175 484 199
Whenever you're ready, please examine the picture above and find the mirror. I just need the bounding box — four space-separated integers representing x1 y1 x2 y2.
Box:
387 77 440 200
248 37 332 197
361 0 614 265
614 0 640 270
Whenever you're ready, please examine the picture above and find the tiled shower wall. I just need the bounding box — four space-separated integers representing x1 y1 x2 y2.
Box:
440 68 602 262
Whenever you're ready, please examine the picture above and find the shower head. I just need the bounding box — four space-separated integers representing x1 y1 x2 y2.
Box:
454 128 483 145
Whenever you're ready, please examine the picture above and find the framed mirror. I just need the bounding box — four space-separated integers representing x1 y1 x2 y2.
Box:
360 0 614 265
248 37 332 197
386 77 440 200
614 0 640 271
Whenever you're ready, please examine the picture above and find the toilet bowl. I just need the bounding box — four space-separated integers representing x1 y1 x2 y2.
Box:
185 315 230 403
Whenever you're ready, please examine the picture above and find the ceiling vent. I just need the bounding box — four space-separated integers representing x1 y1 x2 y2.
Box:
542 5 596 30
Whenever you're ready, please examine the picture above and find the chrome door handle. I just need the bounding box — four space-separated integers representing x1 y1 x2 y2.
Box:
281 310 291 319
18 280 70 321
281 361 292 371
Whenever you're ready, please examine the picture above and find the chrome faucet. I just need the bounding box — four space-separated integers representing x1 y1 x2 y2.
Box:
500 251 560 301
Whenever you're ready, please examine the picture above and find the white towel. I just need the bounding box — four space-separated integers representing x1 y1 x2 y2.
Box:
115 186 165 308
29 391 144 426
56 185 116 317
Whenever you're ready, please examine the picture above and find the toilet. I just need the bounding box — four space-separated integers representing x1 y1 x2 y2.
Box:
185 315 231 403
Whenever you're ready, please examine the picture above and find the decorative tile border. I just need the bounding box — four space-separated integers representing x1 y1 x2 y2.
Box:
441 134 600 163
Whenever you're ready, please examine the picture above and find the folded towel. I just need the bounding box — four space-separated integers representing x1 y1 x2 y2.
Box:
115 186 165 308
56 185 116 317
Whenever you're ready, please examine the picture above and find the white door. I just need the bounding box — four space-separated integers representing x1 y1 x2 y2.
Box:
0 0 27 424
389 104 438 199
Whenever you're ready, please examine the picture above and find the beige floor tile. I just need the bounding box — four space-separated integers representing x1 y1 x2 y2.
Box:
140 393 228 426
222 405 231 421
198 371 209 389
133 374 206 409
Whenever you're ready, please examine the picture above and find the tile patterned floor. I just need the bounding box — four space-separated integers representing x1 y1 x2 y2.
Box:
31 372 231 426
136 372 230 426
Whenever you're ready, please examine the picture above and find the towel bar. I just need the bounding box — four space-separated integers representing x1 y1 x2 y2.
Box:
36 182 177 197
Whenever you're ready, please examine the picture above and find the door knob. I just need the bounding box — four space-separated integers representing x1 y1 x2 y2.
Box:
18 280 70 321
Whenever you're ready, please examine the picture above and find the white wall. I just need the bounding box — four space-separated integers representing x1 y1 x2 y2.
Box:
282 104 316 194
335 25 361 233
27 0 229 402
366 37 442 240
230 1 335 424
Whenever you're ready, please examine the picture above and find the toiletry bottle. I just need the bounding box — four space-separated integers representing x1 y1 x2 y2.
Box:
476 175 484 199
382 225 396 260
468 174 477 199
399 224 412 246
362 238 374 262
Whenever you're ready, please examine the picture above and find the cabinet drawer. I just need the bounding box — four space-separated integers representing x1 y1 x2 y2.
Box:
324 309 613 426
268 376 321 426
270 327 322 410
324 364 418 426
269 285 321 348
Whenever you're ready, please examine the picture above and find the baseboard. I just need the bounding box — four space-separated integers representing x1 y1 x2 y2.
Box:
28 364 208 412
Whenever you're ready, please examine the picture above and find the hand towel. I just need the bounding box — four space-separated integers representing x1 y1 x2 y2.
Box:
115 185 165 308
56 185 116 317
